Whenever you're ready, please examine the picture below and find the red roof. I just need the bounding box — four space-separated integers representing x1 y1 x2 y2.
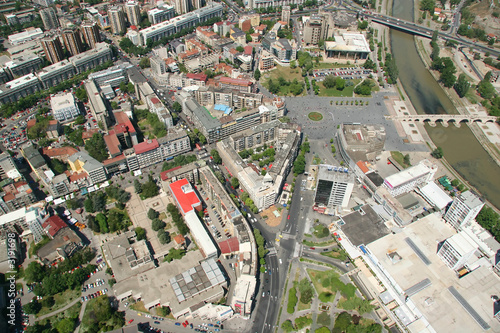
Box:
113 112 136 134
103 154 126 165
27 119 36 130
82 129 99 140
356 161 369 174
244 45 253 55
2 193 15 202
173 234 186 244
150 97 161 104
187 73 208 82
168 178 201 215
42 215 67 238
103 133 121 156
134 139 159 155
218 237 239 254
219 76 252 87
160 166 182 181
69 172 88 182
43 147 78 158
130 25 137 30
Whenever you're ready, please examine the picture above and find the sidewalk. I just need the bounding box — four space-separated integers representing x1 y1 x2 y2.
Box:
35 298 81 322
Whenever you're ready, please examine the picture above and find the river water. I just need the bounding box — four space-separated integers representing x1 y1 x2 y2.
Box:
390 0 500 208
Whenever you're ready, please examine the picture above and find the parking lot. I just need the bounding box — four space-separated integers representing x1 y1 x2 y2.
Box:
313 66 373 81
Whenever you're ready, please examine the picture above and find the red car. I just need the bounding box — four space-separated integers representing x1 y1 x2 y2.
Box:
128 319 134 324
287 215 290 220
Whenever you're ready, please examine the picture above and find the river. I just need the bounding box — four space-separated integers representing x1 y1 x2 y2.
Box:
390 0 500 209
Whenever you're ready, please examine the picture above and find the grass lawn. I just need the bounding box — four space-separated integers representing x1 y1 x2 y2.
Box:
465 87 479 104
303 239 336 247
390 151 411 169
321 249 348 261
313 63 357 69
130 301 149 313
308 269 356 304
37 301 82 327
37 289 80 317
158 212 167 220
317 79 361 97
264 65 303 83
308 112 323 121
313 224 330 238
138 119 155 139
297 299 311 311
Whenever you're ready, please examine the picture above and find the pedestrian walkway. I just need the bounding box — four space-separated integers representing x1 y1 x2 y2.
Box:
35 298 81 322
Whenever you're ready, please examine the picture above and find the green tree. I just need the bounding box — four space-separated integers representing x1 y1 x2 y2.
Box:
152 218 166 231
323 75 337 88
147 208 159 220
96 213 108 233
158 230 171 244
231 177 240 189
84 198 95 213
172 102 182 113
128 82 135 94
164 248 186 262
135 227 146 240
431 147 444 159
335 77 345 90
55 318 76 333
211 149 222 164
23 301 42 314
420 0 435 12
74 115 86 125
134 179 142 194
254 68 261 81
111 101 119 110
85 133 109 162
25 262 45 283
477 73 496 99
139 57 151 68
91 191 106 212
281 320 294 333
142 176 159 199
454 73 470 98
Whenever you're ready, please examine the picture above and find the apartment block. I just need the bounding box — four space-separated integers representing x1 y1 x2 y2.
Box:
444 191 485 231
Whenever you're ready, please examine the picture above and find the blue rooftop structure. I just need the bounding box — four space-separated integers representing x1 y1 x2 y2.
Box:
214 104 232 114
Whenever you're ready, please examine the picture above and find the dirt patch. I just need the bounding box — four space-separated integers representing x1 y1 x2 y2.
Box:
260 205 282 227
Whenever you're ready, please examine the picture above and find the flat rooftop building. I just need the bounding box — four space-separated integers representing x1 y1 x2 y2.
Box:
383 159 437 197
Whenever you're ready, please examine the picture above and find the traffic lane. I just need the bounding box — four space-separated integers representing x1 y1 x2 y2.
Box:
301 250 353 273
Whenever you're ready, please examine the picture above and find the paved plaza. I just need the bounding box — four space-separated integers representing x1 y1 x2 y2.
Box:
285 93 429 153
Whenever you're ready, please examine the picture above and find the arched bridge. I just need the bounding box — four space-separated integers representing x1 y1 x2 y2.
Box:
385 114 498 127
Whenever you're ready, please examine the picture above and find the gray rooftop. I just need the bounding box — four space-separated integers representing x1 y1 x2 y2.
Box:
341 205 389 246
22 144 46 169
68 151 103 172
458 190 484 209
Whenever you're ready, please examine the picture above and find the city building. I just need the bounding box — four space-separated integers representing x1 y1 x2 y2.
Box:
138 3 223 46
69 42 113 74
62 28 84 56
33 0 54 7
174 0 190 15
40 7 60 30
38 216 83 265
0 206 46 243
259 49 274 70
383 160 438 197
0 73 42 104
108 6 126 35
41 35 64 64
169 178 202 215
88 62 131 88
68 151 107 185
50 92 80 122
1 52 43 79
437 231 479 271
150 55 166 75
303 15 327 45
314 164 355 211
282 6 291 25
148 6 175 25
261 32 298 64
232 274 256 317
218 77 253 93
0 152 18 180
81 21 102 49
444 190 485 231
84 79 110 130
8 28 44 46
125 1 141 26
251 0 304 9
0 180 36 212
36 59 76 89
324 33 371 61
0 234 21 272
184 210 218 258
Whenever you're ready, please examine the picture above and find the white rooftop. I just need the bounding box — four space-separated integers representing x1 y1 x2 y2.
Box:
420 182 452 210
324 33 370 53
184 210 217 258
385 159 436 188
51 92 77 111
1 73 38 92
445 232 478 256
0 207 27 226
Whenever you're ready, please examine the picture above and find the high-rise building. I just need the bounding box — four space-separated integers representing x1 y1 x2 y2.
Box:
437 232 478 270
303 15 326 45
444 190 485 231
174 0 190 15
192 0 205 10
40 7 60 30
281 5 291 25
41 35 64 64
0 152 17 180
81 21 102 49
62 29 83 56
125 1 141 26
108 6 126 35
383 159 437 197
314 164 354 210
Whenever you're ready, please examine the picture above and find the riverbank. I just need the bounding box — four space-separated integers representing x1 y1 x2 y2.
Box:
385 0 500 212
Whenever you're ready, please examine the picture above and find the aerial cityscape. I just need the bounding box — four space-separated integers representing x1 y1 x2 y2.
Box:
0 0 500 332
